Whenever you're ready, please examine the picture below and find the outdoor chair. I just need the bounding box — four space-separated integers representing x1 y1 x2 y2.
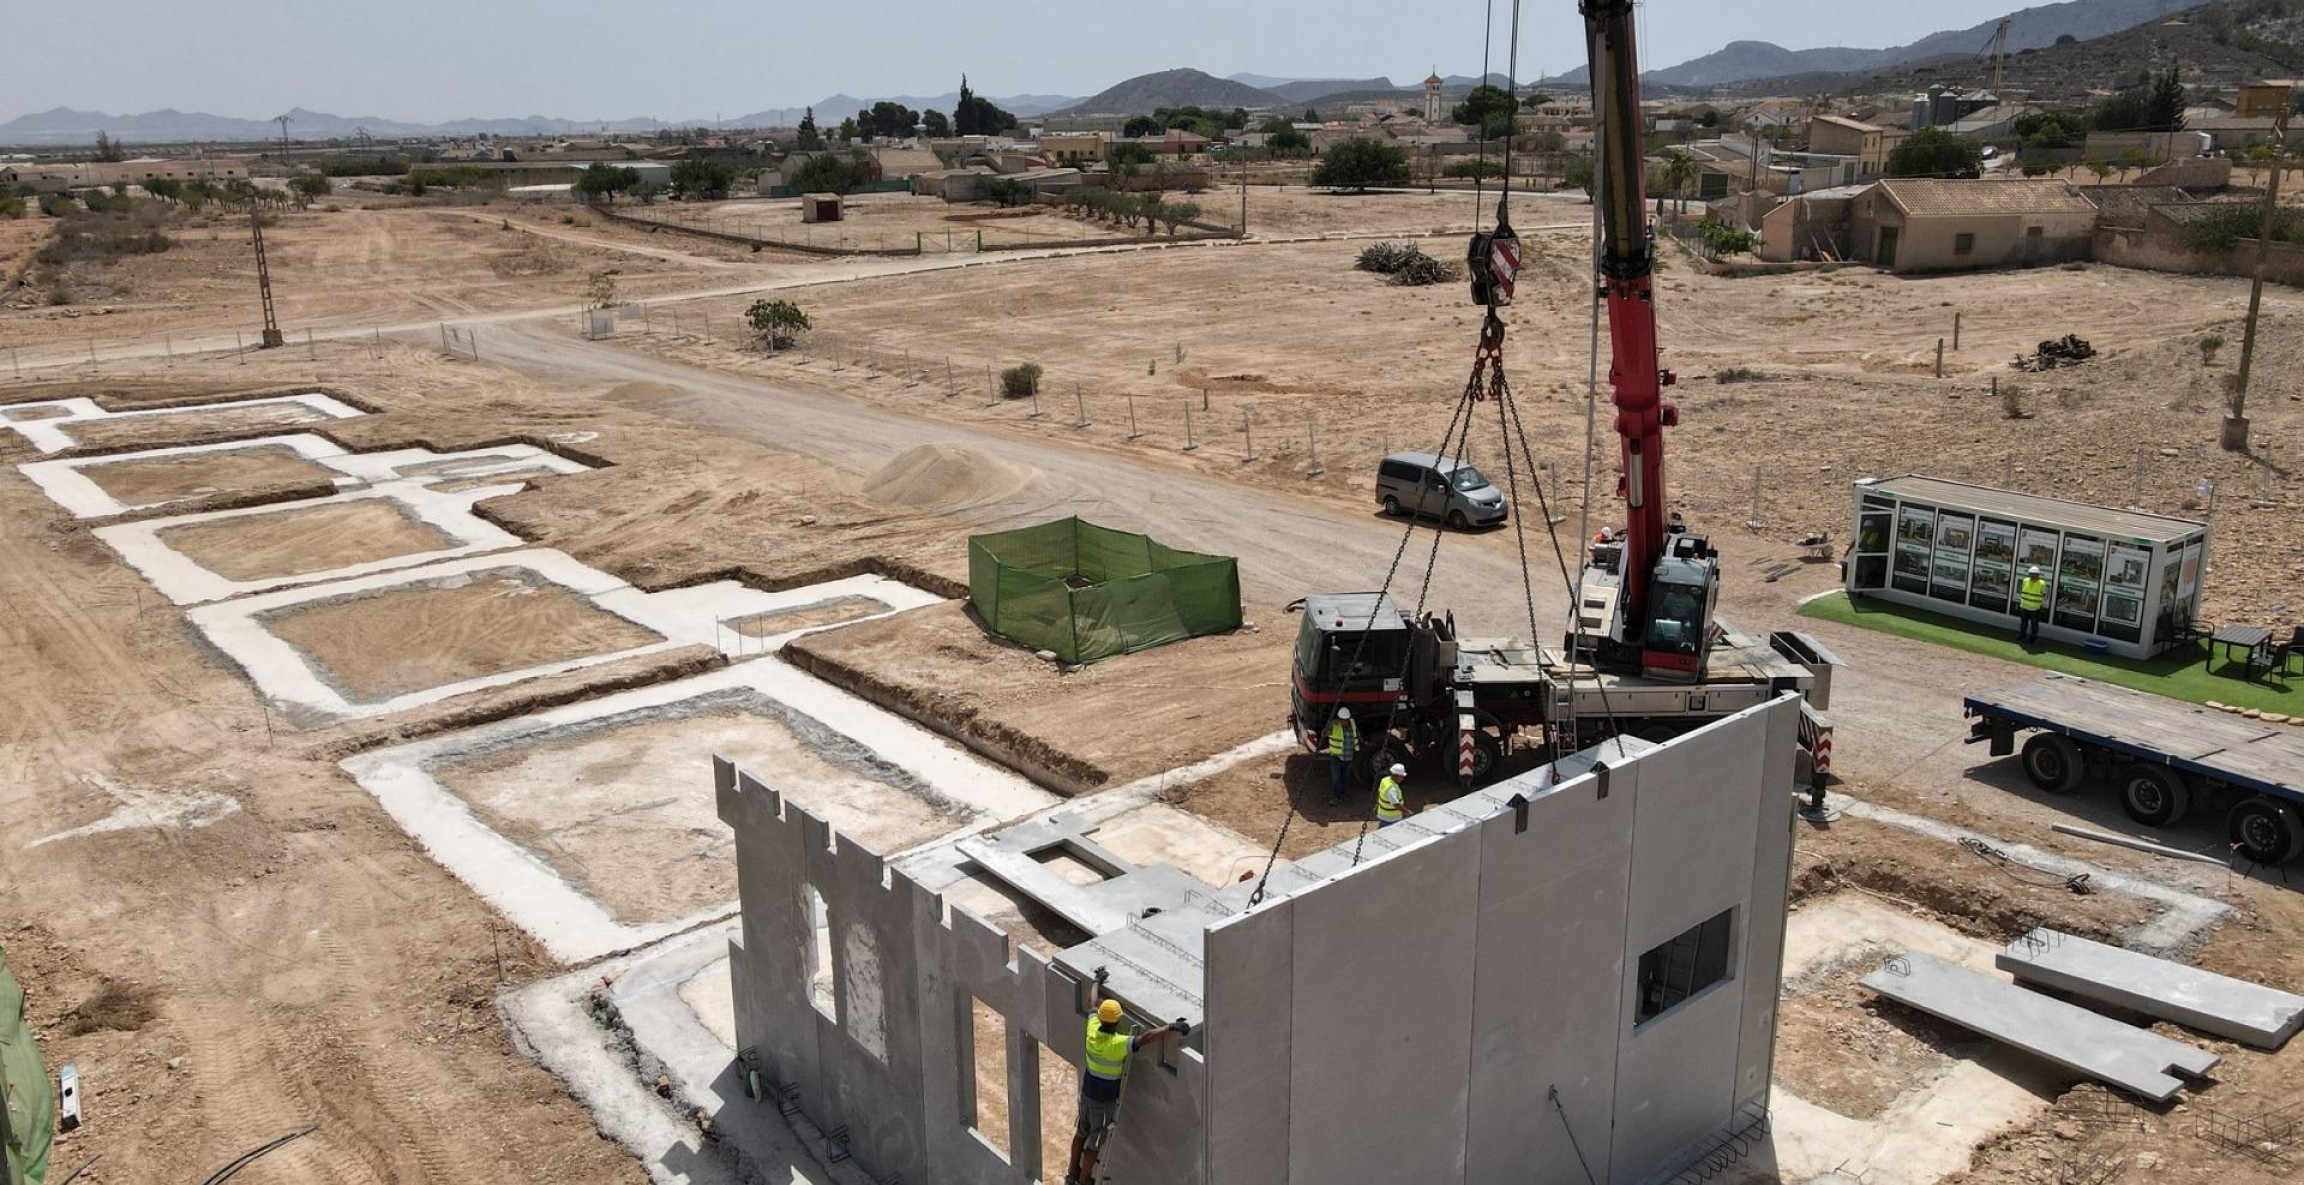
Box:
2281 626 2304 680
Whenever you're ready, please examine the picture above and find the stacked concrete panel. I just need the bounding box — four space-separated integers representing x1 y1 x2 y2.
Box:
1997 928 2304 1049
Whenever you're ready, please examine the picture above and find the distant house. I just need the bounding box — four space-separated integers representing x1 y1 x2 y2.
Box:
1755 183 1871 262
1039 133 1107 165
2234 80 2299 119
2 156 247 192
871 146 945 179
1848 178 2097 272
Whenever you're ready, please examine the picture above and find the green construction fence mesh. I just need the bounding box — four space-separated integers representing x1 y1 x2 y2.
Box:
969 518 1242 664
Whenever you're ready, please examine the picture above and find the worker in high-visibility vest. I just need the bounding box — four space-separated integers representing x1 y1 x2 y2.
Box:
1375 762 1408 827
1065 969 1189 1185
1323 706 1359 806
2016 565 2049 646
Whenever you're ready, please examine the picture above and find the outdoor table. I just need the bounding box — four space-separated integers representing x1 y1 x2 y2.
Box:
2211 624 2275 680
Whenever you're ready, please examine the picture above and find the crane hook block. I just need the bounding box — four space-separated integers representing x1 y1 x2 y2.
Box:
1467 227 1521 308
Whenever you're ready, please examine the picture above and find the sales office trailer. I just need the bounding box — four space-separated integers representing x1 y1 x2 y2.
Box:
1846 475 2209 661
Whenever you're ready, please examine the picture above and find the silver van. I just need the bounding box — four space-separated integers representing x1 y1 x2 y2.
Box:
1375 452 1508 528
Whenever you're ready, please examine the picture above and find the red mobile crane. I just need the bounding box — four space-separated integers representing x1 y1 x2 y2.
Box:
1285 0 1839 784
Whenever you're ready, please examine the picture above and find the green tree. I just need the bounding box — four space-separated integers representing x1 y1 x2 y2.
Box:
1123 114 1164 137
93 130 124 162
288 173 331 207
1269 127 1311 155
669 157 735 199
1451 84 1518 140
796 107 823 151
1107 142 1155 167
1136 191 1164 232
1561 151 1596 196
922 109 951 138
790 152 874 195
2144 67 2187 132
576 162 641 204
1698 221 1756 258
1302 108 1321 122
746 299 809 349
1886 127 1982 178
836 117 858 143
1160 200 1202 235
1656 147 1697 213
1312 137 1411 191
954 75 1018 135
862 101 920 139
981 176 1034 207
142 177 183 203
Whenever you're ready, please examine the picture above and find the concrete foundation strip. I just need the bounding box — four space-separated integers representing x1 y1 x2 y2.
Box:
1860 950 2219 1102
1997 927 2304 1049
1838 799 2232 956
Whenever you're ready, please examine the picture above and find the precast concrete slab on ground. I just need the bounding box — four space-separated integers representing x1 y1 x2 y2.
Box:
187 550 924 722
1997 927 2304 1049
1861 951 2219 1102
1763 894 2063 1185
343 648 1052 963
0 391 364 453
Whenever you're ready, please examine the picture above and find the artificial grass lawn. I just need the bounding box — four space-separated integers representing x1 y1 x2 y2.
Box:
1799 591 2301 716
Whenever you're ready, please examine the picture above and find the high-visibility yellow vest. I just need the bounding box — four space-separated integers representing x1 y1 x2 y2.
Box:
1084 1019 1130 1081
1324 718 1358 757
2018 577 2048 611
1376 775 1404 821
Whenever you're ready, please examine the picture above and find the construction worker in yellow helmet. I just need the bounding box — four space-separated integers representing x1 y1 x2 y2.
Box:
2016 564 2049 646
1065 967 1189 1185
1376 762 1408 827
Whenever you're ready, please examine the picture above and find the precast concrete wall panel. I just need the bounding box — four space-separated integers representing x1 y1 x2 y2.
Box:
1286 834 1480 1185
1204 898 1295 1185
716 764 824 1122
1735 706 1801 1113
1465 774 1633 1185
1611 712 1770 1183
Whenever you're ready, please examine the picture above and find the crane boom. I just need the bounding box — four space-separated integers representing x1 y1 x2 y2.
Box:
1579 0 1717 679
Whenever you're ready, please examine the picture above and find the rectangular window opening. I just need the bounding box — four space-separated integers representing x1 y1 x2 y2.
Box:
968 997 1012 1161
1035 1038 1079 1184
1954 232 1976 255
1636 907 1735 1027
802 884 838 1024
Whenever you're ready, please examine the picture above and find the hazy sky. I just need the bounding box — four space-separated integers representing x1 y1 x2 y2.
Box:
3 0 2025 124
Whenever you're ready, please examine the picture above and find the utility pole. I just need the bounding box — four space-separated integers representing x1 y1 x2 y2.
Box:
274 113 293 161
2226 98 2292 452
251 206 284 348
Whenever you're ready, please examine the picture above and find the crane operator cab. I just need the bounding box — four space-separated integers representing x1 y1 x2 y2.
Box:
1570 526 1722 681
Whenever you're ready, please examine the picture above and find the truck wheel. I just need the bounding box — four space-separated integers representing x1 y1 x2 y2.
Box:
1361 741 1405 786
2228 799 2304 865
1382 495 1402 517
2020 733 2085 795
1465 732 1503 782
2119 766 2192 828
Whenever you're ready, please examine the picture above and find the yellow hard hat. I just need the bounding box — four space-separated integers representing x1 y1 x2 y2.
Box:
1098 999 1123 1024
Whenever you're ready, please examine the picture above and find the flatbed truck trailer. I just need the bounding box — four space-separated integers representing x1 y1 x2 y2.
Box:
1964 672 2304 864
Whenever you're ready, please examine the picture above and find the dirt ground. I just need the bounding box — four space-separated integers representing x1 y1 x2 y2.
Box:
79 444 341 506
157 498 454 580
5 184 2304 1185
261 568 667 703
57 398 347 451
784 601 1290 795
2 199 745 352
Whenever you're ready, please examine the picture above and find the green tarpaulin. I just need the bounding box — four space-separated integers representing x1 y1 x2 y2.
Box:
969 518 1242 664
2 944 51 1185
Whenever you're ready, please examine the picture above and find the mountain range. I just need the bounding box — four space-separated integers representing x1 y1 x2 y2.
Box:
0 0 2255 146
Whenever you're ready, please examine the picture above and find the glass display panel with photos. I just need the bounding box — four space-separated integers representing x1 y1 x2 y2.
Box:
2054 534 2106 632
1969 519 2016 613
1930 512 1974 602
1894 505 1935 594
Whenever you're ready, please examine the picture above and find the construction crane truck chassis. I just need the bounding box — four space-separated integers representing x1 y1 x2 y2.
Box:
1287 0 1841 787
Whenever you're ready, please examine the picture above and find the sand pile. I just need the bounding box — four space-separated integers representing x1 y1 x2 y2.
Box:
861 442 1043 509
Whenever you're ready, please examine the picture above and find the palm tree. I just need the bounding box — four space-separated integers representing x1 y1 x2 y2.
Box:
1659 148 1698 215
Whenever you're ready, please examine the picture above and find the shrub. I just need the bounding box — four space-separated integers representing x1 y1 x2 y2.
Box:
0 197 23 219
1312 138 1411 191
1698 222 1757 257
1355 242 1418 273
2199 333 2225 363
2178 202 2304 254
1000 362 1044 398
1443 158 1504 179
1388 250 1458 286
1714 366 1771 384
40 194 77 218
